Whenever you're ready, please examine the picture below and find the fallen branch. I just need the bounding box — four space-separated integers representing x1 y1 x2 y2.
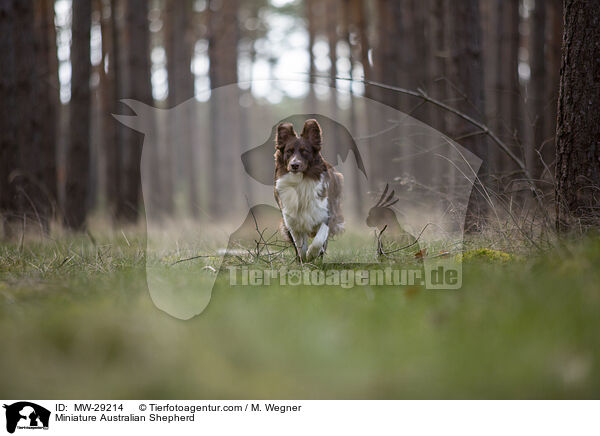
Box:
171 254 217 266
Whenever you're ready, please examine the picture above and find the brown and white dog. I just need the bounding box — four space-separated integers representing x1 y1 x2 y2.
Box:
274 119 344 261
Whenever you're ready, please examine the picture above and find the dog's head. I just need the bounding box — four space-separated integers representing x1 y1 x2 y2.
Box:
275 119 323 174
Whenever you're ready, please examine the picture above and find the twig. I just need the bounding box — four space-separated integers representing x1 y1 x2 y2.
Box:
376 225 388 256
377 222 434 256
171 254 216 266
121 230 131 247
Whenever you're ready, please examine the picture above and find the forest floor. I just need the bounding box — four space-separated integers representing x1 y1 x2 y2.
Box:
1 227 599 398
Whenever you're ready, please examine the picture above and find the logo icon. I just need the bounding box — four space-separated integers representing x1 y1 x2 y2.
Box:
3 402 50 434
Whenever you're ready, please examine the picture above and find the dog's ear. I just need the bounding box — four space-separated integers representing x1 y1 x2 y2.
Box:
275 123 296 150
301 119 322 150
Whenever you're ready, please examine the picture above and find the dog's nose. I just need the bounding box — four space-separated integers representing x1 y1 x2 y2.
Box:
291 163 299 171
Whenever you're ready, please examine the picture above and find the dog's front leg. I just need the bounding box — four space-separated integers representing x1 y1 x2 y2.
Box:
306 223 329 261
288 229 307 262
283 213 307 262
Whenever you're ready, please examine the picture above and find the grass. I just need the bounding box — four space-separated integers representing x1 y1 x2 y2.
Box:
1 226 599 399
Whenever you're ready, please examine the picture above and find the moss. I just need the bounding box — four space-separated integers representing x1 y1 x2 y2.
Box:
458 248 515 263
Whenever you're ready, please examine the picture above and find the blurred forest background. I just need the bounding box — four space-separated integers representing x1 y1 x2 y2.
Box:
0 0 599 236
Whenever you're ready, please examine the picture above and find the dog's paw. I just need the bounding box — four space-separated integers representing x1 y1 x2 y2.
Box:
306 242 324 261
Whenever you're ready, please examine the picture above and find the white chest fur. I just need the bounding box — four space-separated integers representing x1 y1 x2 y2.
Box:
276 172 329 235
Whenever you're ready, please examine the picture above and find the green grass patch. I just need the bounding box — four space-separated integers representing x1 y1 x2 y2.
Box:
0 231 599 398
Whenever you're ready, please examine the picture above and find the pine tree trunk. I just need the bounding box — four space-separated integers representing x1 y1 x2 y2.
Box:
65 0 91 229
445 0 487 229
305 0 316 111
14 0 49 232
528 0 547 180
496 0 521 174
429 0 447 134
545 0 563 175
166 0 195 217
555 0 600 231
99 0 121 221
374 0 402 109
117 0 152 223
35 0 59 219
0 0 18 235
208 0 239 218
405 0 429 122
481 0 500 175
326 0 340 158
343 0 363 216
352 0 370 94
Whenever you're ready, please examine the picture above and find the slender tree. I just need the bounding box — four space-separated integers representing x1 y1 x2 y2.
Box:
99 0 122 220
64 0 91 229
117 0 153 223
496 0 521 174
14 1 50 231
343 0 363 216
326 0 340 157
428 0 448 186
352 0 370 96
305 0 316 111
528 0 547 180
208 0 239 217
374 0 402 109
429 0 447 134
0 0 18 235
165 0 194 216
545 0 563 174
404 0 429 122
555 0 600 230
445 0 487 228
35 0 59 218
481 0 499 175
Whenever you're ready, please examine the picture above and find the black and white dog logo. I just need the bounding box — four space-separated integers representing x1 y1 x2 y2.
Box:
3 402 50 434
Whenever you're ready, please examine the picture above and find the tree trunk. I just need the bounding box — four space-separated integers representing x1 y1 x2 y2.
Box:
555 0 600 231
405 0 429 122
496 0 521 174
13 1 49 232
208 0 239 218
64 0 91 229
429 0 447 134
0 0 18 235
352 0 370 94
446 0 487 229
305 0 316 111
545 0 563 175
99 0 121 221
35 0 59 220
374 0 402 109
165 0 195 217
117 0 153 223
528 0 547 180
343 0 363 216
326 0 340 158
481 0 499 175
352 0 376 190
